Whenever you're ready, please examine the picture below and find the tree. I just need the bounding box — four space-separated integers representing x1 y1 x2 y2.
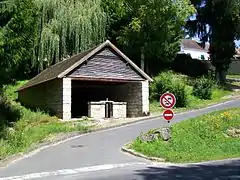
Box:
101 0 128 44
0 0 107 80
33 0 107 72
0 0 38 82
117 0 195 75
186 0 240 84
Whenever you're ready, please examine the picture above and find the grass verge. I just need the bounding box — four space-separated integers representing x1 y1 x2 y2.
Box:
130 108 240 163
0 81 92 161
227 75 240 79
150 80 240 115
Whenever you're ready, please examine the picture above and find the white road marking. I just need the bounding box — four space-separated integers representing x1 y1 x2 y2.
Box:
0 162 147 180
1 158 239 180
1 98 239 169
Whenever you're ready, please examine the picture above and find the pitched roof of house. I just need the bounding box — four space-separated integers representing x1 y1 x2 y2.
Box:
17 40 153 91
234 48 240 59
181 39 208 52
204 43 210 52
236 48 240 55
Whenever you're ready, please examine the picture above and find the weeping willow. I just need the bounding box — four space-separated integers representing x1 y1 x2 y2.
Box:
1 0 107 72
33 0 107 71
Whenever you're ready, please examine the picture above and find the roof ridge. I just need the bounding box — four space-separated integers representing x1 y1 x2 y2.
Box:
17 40 153 92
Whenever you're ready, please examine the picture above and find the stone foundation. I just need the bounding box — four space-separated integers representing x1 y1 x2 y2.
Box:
112 102 127 118
88 102 106 119
88 101 127 119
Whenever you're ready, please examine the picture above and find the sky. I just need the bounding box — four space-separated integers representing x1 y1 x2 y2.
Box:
235 40 240 47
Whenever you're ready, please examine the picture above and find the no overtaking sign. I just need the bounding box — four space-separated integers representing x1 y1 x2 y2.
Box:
160 92 176 109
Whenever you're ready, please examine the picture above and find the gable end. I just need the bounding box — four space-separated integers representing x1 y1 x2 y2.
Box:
67 47 145 81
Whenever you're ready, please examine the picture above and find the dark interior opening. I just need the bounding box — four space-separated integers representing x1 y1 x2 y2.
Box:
71 80 127 118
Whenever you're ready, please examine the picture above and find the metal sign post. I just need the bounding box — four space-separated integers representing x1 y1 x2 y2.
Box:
160 92 176 125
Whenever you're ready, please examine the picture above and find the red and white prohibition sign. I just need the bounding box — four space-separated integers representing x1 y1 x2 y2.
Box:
163 109 174 121
160 92 176 109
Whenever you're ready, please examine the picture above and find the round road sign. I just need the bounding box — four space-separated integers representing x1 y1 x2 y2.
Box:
160 92 176 109
163 109 174 121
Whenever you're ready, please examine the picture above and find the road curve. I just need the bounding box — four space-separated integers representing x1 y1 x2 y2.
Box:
0 99 239 179
45 159 240 180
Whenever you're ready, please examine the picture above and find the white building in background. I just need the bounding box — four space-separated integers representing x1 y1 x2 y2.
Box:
178 39 210 60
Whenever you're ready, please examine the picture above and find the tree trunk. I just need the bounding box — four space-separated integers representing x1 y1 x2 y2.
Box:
141 46 145 71
215 68 227 85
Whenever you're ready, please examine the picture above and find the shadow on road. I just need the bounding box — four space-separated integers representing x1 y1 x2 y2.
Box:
135 160 240 180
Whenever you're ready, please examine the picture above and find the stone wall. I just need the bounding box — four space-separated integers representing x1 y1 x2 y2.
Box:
116 81 150 117
125 82 142 117
18 79 63 118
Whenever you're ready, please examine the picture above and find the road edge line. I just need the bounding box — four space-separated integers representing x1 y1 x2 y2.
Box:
121 142 165 162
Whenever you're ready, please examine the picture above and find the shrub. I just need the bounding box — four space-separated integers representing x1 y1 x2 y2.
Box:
150 71 189 107
0 94 21 127
192 76 215 100
172 82 188 107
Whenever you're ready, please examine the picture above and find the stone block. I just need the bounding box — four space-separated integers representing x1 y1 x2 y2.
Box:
62 112 71 120
88 102 105 119
62 78 72 120
112 102 127 118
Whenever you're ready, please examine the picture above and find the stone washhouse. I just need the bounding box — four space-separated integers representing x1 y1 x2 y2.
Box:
17 40 153 120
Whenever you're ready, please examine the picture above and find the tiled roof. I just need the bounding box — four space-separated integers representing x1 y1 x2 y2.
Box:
181 39 208 52
234 48 240 59
17 46 98 91
17 40 153 91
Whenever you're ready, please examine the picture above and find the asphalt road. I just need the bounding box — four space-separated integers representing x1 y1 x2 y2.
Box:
0 99 239 180
45 159 240 180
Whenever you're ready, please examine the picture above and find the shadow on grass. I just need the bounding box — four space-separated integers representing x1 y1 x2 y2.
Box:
0 95 21 138
134 159 240 180
226 84 240 91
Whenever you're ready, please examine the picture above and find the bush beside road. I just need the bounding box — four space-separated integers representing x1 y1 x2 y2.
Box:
150 71 240 115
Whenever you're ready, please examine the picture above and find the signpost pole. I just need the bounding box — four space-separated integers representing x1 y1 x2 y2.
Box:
160 92 176 124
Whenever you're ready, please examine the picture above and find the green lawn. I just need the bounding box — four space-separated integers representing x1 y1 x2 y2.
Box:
150 80 240 115
231 81 240 86
130 108 240 163
0 81 92 160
